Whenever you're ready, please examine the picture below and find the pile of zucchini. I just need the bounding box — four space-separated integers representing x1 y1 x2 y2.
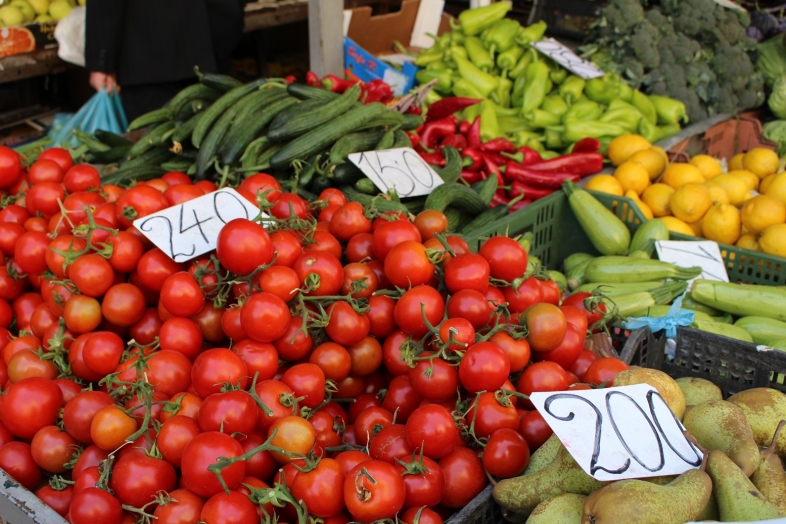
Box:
75 71 510 235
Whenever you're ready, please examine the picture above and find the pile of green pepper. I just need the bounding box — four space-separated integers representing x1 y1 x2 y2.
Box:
415 3 689 155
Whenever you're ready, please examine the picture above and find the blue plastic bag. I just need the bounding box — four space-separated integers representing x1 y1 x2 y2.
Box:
49 90 128 148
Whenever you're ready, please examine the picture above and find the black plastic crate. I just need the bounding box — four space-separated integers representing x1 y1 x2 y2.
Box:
445 485 501 524
620 326 786 397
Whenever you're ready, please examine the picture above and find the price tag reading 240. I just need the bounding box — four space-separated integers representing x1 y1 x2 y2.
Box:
133 188 261 263
348 147 444 197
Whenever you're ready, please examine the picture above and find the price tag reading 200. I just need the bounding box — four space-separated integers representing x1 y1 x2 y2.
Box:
348 147 444 198
133 188 261 263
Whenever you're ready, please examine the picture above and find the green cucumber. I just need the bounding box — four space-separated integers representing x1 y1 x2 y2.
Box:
268 84 361 142
241 137 271 169
355 178 378 194
101 165 168 186
192 79 266 148
563 180 630 256
168 84 222 119
196 103 243 179
329 130 387 164
119 147 173 171
125 121 176 159
690 280 786 322
357 110 405 131
393 129 412 148
424 184 488 215
401 113 424 131
432 147 461 184
445 207 462 231
476 174 498 205
584 256 702 283
375 128 397 150
286 83 339 101
219 94 297 165
460 205 508 234
94 130 133 147
171 112 205 145
197 69 243 92
267 99 324 131
127 107 171 132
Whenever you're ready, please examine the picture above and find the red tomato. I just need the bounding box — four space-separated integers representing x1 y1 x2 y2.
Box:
159 317 203 359
181 432 247 498
478 236 528 282
569 349 598 381
191 348 249 398
401 507 444 524
533 322 584 369
28 159 64 184
372 220 422 261
69 487 122 524
292 251 343 296
519 410 553 451
271 193 309 220
234 339 278 381
216 218 274 276
200 490 258 524
405 405 458 460
153 488 205 523
0 441 41 490
369 424 414 464
458 342 510 394
82 331 125 376
111 453 177 508
258 266 300 302
64 164 101 192
36 483 74 517
561 292 607 326
160 272 205 317
267 415 316 463
346 232 375 263
0 146 22 188
438 447 485 508
444 254 490 293
483 428 530 478
344 460 405 522
240 292 290 343
269 230 303 268
465 391 519 439
583 357 629 386
292 457 346 517
384 241 435 289
354 407 394 446
199 390 258 435
15 231 50 275
488 331 531 373
282 363 326 409
395 453 445 509
330 202 372 241
310 342 352 382
561 304 589 334
253 379 296 433
274 316 313 361
413 210 448 241
38 148 73 172
525 303 567 352
326 301 370 347
395 286 445 337
381 375 422 422
408 352 458 402
136 248 184 292
101 284 145 327
516 361 569 399
158 415 201 468
0 376 63 438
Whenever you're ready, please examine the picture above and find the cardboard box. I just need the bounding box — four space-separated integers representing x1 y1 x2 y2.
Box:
343 0 451 95
0 21 57 58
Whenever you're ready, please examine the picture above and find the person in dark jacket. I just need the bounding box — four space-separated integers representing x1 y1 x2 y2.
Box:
85 0 247 120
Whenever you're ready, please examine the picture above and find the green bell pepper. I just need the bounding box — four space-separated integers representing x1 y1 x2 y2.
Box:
649 95 689 125
482 18 520 54
479 101 502 142
584 76 620 105
515 20 547 45
632 90 658 124
562 100 602 122
499 116 534 134
563 120 627 143
509 47 536 79
520 61 550 115
525 109 562 128
542 94 568 116
549 67 568 85
453 78 485 99
416 68 454 96
454 55 499 97
459 2 512 36
497 44 524 70
558 75 585 105
465 36 494 72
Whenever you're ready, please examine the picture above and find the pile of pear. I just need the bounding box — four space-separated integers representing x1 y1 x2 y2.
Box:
492 367 786 523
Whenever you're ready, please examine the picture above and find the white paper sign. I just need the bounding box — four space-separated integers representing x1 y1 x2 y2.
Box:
133 188 260 263
655 240 729 283
531 38 604 80
348 147 444 197
531 384 703 481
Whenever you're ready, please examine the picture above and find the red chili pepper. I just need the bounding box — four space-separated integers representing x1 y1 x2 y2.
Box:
421 118 457 149
482 152 510 168
571 137 602 153
518 146 543 165
467 116 481 149
407 132 421 150
480 138 516 154
425 97 482 123
509 181 556 201
461 147 483 171
284 75 297 84
526 152 604 177
510 197 533 211
305 71 322 87
408 105 423 115
505 161 581 188
419 151 446 167
482 154 506 189
362 79 394 104
459 120 470 135
440 134 467 151
461 169 486 184
322 74 358 93
491 193 510 207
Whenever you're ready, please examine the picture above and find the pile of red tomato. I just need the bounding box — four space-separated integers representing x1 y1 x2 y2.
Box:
0 144 631 524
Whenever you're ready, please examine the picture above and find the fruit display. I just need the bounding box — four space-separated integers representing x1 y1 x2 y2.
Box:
0 0 78 26
581 0 765 123
584 134 786 259
412 3 687 152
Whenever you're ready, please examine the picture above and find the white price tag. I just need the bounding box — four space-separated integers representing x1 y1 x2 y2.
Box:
348 147 444 197
531 384 703 481
133 188 261 263
531 38 604 80
655 240 729 283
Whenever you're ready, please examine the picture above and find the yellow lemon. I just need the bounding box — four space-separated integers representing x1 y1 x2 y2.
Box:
760 173 778 194
661 163 705 189
728 153 745 171
625 190 654 220
726 169 760 191
606 134 652 166
742 148 780 178
688 219 704 237
614 162 651 195
702 204 741 245
670 183 712 223
690 154 723 180
741 195 786 235
759 223 786 257
706 174 749 206
659 216 695 236
585 174 623 196
737 233 759 251
641 183 675 217
706 183 730 205
764 172 786 205
629 149 667 180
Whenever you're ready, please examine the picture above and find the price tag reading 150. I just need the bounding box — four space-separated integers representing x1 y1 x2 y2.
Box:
348 147 444 197
133 188 261 263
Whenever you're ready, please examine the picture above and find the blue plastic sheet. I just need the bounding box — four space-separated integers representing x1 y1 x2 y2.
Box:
49 90 128 148
622 292 695 339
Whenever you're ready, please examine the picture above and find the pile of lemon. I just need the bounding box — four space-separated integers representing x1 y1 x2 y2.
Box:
586 134 786 258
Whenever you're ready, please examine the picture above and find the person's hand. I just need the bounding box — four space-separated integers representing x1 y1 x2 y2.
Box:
89 71 121 93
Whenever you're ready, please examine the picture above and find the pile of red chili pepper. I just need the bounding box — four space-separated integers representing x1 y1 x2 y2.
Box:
305 71 395 105
412 97 606 210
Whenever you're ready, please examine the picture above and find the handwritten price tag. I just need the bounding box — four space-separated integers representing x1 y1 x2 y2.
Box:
531 38 604 80
531 384 703 481
655 240 729 283
133 188 261 263
348 147 444 197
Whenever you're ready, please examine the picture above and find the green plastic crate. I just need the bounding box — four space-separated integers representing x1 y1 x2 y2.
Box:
463 191 786 285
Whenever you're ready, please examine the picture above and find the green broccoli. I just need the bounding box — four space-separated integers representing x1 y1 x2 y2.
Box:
621 56 646 88
714 86 739 113
630 20 661 69
657 38 676 65
644 7 672 34
671 0 718 37
602 0 645 35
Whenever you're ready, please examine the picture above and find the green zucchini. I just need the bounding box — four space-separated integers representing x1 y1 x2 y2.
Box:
268 84 362 142
125 121 176 159
271 103 387 169
393 129 412 148
286 83 339 101
602 281 687 318
192 79 266 148
127 107 171 132
680 295 723 317
563 253 595 273
424 184 488 215
219 94 297 165
584 256 702 283
630 219 669 253
734 316 786 345
629 305 716 323
432 147 461 184
574 281 665 296
567 258 592 290
692 320 754 343
690 280 786 322
168 84 222 119
563 180 631 256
